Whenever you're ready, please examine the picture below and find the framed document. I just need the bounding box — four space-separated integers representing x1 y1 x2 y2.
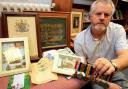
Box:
52 53 83 75
38 12 70 51
1 12 42 61
0 37 30 77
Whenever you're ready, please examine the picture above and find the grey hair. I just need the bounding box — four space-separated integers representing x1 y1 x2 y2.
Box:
89 0 115 16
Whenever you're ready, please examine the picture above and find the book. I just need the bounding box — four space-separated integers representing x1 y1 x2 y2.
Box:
118 9 123 19
115 10 120 19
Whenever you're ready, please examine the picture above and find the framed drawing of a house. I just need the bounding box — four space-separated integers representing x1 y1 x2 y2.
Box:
38 12 70 51
1 12 42 61
0 37 30 77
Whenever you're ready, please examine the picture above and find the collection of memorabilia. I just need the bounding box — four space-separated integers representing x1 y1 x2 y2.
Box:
0 1 114 88
0 43 114 88
29 47 113 89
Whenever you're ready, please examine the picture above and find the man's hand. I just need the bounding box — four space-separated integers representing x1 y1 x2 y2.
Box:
94 58 116 75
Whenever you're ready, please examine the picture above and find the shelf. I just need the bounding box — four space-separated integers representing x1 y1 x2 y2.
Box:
83 19 126 23
111 18 126 21
73 0 94 5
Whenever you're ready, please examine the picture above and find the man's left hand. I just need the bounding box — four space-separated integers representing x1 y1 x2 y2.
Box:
94 58 116 75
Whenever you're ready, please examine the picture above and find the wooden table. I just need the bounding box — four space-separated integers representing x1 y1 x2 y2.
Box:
0 75 87 89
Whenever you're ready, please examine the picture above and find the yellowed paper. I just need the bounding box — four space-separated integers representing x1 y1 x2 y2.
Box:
30 58 58 84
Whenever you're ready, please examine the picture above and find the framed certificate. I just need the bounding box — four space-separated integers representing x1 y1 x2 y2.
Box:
1 12 42 61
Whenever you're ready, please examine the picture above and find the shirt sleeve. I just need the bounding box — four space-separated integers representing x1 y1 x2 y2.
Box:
115 25 128 50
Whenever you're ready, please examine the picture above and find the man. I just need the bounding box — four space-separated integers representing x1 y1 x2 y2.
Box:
74 0 128 89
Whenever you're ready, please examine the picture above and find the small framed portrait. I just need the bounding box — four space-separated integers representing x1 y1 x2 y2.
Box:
38 12 70 51
0 37 30 77
52 53 83 75
71 11 83 38
1 12 42 61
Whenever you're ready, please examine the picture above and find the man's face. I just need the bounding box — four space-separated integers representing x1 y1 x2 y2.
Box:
90 2 113 32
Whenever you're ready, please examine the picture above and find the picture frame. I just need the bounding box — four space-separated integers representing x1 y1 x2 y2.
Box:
38 12 70 51
1 12 42 61
71 11 83 38
0 37 30 77
52 53 83 75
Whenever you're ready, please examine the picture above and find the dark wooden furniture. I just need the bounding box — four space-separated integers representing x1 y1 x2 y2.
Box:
52 0 72 12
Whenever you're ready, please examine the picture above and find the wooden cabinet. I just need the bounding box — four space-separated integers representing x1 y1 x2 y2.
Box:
52 0 72 12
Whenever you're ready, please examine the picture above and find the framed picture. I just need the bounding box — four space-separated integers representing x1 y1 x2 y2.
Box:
71 11 83 37
38 12 70 51
1 12 42 61
0 37 30 77
52 53 83 75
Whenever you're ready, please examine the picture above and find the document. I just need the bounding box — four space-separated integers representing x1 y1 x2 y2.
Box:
30 58 58 84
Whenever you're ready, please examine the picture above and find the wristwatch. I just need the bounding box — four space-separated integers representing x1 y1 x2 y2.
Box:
110 60 119 72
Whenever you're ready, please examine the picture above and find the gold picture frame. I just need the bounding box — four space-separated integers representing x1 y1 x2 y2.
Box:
71 11 83 38
0 37 30 77
38 12 70 51
1 12 42 61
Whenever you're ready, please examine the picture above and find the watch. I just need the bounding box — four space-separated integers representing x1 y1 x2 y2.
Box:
110 60 119 72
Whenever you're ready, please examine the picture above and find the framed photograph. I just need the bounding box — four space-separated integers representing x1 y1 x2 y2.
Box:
71 11 83 37
1 12 42 61
52 53 83 75
0 37 30 77
38 12 70 51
